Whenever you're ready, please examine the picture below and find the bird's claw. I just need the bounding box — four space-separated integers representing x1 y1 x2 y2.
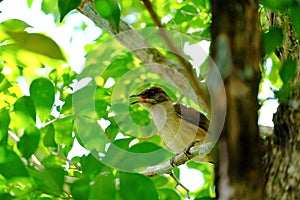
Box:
169 153 179 167
183 140 202 159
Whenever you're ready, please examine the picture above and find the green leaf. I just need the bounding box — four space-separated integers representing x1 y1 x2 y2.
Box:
71 177 90 200
158 188 181 200
27 0 34 7
60 93 73 114
0 109 10 146
17 126 40 159
41 0 59 16
274 84 292 103
192 0 210 10
119 172 158 200
0 43 44 68
6 177 34 197
261 0 293 11
0 147 29 178
42 124 57 147
14 96 36 123
129 142 174 164
0 73 12 92
30 78 55 122
102 138 133 165
53 116 74 146
150 175 169 187
49 68 59 83
279 59 297 84
41 154 66 168
290 7 300 40
80 153 106 180
174 5 198 24
0 19 31 32
104 118 118 140
6 31 65 60
102 53 135 81
94 0 121 32
129 142 162 153
90 172 116 200
30 166 66 195
58 0 82 22
262 27 283 55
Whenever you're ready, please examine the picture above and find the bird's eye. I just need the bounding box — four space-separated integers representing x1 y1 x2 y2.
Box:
154 93 166 102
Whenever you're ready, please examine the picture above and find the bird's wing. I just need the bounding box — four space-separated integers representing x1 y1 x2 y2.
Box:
173 103 210 131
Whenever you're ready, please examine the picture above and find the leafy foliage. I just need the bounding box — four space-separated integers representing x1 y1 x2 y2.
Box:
58 0 82 22
0 0 298 199
260 1 300 103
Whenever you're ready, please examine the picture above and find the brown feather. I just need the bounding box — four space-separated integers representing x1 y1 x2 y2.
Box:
173 103 210 132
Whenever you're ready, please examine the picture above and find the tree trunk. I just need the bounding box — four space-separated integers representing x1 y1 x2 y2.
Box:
210 0 264 198
263 11 300 199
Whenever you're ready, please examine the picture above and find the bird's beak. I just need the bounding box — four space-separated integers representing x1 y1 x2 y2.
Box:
130 93 145 105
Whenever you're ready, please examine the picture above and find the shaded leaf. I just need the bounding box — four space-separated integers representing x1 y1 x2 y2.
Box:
158 188 181 200
5 177 34 197
30 78 55 122
17 126 40 159
60 93 73 114
80 153 106 180
119 172 158 200
42 124 57 147
192 0 210 10
14 96 36 123
290 6 300 40
262 27 283 55
279 59 297 84
0 109 9 146
174 5 198 24
6 31 65 60
0 147 29 178
274 84 292 103
261 0 294 11
150 175 169 187
102 138 133 164
129 142 174 166
90 172 116 200
71 177 90 200
30 166 66 195
53 116 74 146
58 0 82 22
0 73 12 92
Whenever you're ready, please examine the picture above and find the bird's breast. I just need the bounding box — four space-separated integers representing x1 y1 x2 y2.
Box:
150 103 203 153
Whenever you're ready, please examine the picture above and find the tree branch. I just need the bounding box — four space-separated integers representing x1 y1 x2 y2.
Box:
140 142 212 176
141 0 210 112
77 0 210 113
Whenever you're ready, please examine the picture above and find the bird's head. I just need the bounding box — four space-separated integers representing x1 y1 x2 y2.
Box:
130 86 172 108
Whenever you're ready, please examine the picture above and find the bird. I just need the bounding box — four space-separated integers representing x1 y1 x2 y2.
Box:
130 86 211 163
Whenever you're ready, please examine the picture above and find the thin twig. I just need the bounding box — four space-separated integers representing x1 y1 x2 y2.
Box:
50 145 81 171
169 171 190 198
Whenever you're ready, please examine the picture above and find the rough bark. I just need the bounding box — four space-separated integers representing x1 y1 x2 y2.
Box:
210 0 263 198
263 11 300 199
